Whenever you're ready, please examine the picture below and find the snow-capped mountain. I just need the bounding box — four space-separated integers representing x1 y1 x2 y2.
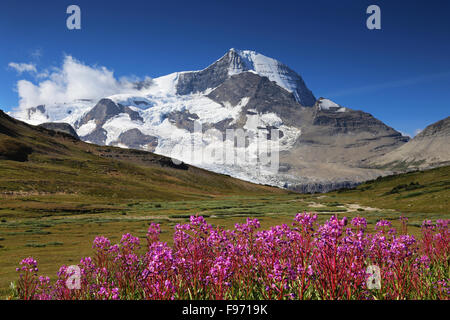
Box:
175 48 316 106
10 49 409 192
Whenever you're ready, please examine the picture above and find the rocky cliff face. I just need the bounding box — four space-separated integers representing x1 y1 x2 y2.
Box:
73 98 143 145
207 71 303 127
38 122 79 139
112 128 158 151
76 98 143 128
289 180 360 194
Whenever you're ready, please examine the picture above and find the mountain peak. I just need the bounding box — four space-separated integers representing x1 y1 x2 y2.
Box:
176 49 316 106
224 49 316 106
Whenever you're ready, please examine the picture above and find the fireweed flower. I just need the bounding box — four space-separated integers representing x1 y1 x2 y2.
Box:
422 220 435 230
15 257 39 300
97 286 119 300
18 257 38 273
317 216 347 241
109 244 120 254
351 217 367 230
34 276 52 300
399 215 409 234
414 255 431 270
12 215 450 300
147 223 161 245
140 241 177 299
111 287 120 300
208 256 233 286
293 212 317 233
120 233 140 252
375 219 392 231
189 215 211 234
93 236 111 250
436 219 449 230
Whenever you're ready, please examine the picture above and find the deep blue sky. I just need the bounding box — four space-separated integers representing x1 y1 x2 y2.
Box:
1 0 449 136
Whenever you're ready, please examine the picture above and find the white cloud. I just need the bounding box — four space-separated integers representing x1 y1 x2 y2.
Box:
14 55 150 108
414 128 423 136
399 131 411 138
36 69 50 79
8 62 37 74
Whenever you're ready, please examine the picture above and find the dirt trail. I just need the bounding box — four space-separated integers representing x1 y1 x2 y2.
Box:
346 204 380 212
306 201 384 213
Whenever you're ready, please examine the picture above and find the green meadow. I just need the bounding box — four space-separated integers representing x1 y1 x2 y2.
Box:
1 165 449 297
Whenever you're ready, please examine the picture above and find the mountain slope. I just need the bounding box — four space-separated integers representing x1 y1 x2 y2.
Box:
0 110 285 200
372 116 450 171
331 165 450 214
273 97 409 192
9 49 411 192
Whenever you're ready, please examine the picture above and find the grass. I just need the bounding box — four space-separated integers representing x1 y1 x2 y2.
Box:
1 188 449 297
0 111 449 297
333 165 450 214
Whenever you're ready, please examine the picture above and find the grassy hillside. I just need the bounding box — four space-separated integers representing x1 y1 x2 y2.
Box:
330 165 450 214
